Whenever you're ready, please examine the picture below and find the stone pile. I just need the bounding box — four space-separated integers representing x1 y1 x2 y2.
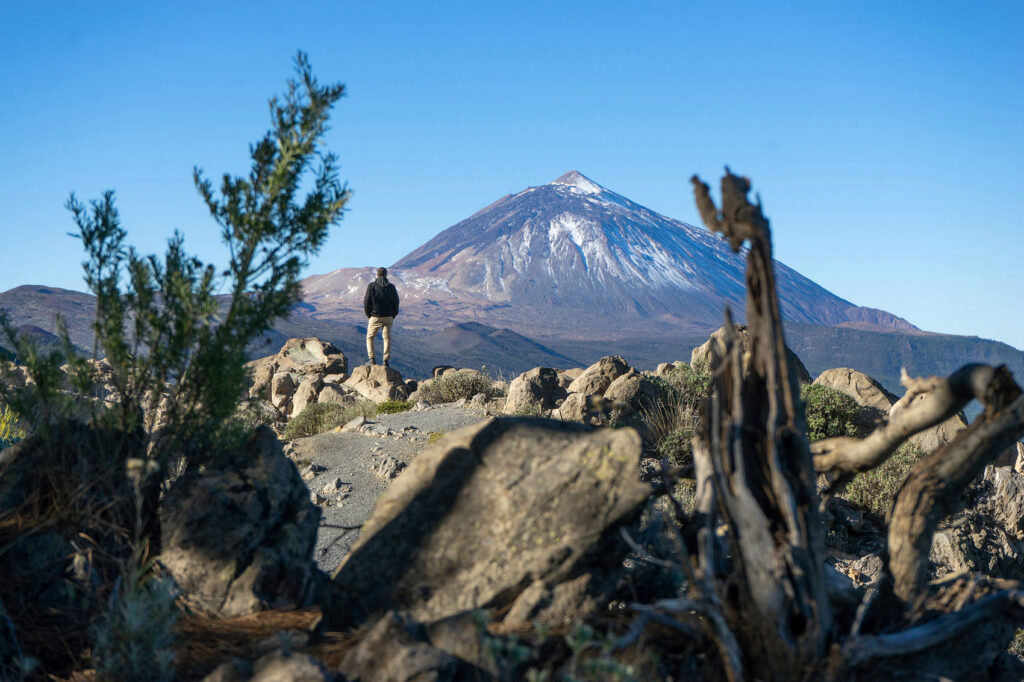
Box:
246 338 413 423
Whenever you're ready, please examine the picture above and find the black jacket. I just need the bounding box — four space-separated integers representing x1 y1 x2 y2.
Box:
364 276 400 318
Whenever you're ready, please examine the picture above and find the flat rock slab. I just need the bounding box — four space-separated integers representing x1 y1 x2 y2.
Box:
289 406 488 573
329 417 649 629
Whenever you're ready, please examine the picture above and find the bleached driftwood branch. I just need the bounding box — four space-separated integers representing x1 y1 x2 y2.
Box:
889 383 1024 603
842 588 1024 666
812 364 998 476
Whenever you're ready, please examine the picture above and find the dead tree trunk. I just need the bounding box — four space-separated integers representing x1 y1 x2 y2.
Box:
650 169 1024 680
689 170 832 674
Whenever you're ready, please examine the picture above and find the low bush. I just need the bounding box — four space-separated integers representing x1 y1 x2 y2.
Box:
841 441 924 519
283 401 375 439
0 52 348 678
91 564 178 681
801 383 862 441
376 399 414 414
228 400 279 431
419 371 494 404
642 396 700 467
644 362 709 466
215 401 282 450
0 403 27 450
654 360 711 411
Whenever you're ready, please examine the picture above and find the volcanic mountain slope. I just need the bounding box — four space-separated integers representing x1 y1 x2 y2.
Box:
301 171 914 337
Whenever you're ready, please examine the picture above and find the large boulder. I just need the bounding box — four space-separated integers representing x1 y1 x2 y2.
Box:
338 611 473 682
691 324 812 384
813 368 898 433
247 337 347 401
158 427 324 617
567 356 629 397
344 365 408 403
329 417 649 629
603 368 658 413
202 650 332 682
502 367 566 414
270 372 297 411
317 382 358 406
289 377 323 419
813 366 970 454
555 392 589 422
273 337 348 375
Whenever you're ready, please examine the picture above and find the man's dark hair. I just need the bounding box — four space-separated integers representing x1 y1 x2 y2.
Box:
377 267 387 278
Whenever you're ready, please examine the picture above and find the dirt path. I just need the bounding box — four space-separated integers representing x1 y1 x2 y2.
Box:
286 404 492 574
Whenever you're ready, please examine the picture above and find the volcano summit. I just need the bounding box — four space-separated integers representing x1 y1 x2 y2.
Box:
300 171 913 339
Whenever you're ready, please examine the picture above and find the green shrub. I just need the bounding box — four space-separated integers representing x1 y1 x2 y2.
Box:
376 399 414 414
0 403 27 450
643 396 699 467
91 565 177 682
801 383 862 441
420 371 494 404
427 431 446 444
0 52 348 677
841 442 924 519
283 401 374 439
0 52 348 474
216 401 281 450
643 362 708 465
654 360 711 411
230 400 279 431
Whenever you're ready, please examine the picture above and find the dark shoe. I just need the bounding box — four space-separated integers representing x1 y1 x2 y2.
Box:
383 359 390 368
368 358 376 366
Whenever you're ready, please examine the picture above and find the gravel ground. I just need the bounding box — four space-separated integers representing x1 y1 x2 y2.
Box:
286 403 493 574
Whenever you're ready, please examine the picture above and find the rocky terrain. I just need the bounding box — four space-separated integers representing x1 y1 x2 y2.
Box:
4 314 1024 680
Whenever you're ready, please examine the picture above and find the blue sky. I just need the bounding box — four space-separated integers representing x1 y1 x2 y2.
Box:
2 1 1022 349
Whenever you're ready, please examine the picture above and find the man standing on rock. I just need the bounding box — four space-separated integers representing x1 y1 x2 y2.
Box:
363 267 400 368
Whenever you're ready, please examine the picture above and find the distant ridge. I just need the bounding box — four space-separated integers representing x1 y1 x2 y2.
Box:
3 172 1020 387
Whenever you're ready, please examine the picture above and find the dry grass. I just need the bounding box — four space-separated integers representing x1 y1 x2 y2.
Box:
641 395 700 467
174 607 327 676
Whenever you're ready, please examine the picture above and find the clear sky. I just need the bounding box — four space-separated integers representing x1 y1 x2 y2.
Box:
2 1 1022 350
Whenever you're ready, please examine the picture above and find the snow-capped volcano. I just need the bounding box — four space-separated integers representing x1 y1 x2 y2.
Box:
300 171 913 337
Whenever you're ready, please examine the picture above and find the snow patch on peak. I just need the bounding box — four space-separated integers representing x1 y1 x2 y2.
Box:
551 170 604 195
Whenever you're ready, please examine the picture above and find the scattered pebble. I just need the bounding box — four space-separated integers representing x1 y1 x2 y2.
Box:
375 456 406 480
320 477 349 496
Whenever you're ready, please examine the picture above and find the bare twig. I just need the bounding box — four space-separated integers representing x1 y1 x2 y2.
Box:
842 590 1024 666
633 597 743 682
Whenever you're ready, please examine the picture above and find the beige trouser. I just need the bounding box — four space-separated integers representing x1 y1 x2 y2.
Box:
366 316 394 362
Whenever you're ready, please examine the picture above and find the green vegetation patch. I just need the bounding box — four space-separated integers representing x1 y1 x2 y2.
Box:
645 361 709 466
0 403 27 450
284 401 375 439
801 383 862 441
652 360 711 410
840 441 924 520
376 399 414 414
420 371 495 404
